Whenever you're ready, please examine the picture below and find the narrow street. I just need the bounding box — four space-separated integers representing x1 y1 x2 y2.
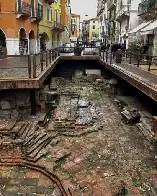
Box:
0 68 157 195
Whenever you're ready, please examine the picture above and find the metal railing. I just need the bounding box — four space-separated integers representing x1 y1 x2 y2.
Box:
52 21 65 31
138 0 157 15
31 7 43 21
100 49 157 72
107 0 117 10
116 5 131 20
16 0 31 16
0 48 60 79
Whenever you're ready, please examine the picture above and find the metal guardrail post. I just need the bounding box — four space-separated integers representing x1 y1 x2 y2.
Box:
106 51 108 63
52 49 54 61
148 56 151 71
129 52 132 64
58 48 60 56
40 52 43 71
49 50 51 63
33 55 37 78
110 52 112 65
28 55 31 78
137 52 140 67
46 50 48 67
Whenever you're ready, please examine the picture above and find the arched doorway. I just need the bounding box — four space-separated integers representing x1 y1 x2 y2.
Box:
39 33 49 52
19 28 28 55
29 30 35 54
0 29 7 57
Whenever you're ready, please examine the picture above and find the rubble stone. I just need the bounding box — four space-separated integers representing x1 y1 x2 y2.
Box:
11 109 19 119
0 101 11 110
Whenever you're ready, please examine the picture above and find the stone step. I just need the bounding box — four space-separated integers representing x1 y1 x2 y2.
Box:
20 122 31 138
38 113 47 126
26 136 52 158
25 131 47 149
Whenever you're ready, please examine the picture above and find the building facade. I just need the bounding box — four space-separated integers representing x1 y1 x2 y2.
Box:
61 0 71 44
39 0 55 51
107 0 117 43
0 0 43 55
135 0 157 56
51 0 65 47
70 13 80 42
88 18 99 42
97 0 108 44
116 0 141 48
82 20 89 44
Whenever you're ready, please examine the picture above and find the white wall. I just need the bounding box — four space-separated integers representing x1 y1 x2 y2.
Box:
6 38 19 55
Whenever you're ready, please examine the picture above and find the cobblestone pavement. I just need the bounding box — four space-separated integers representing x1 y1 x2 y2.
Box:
0 74 157 195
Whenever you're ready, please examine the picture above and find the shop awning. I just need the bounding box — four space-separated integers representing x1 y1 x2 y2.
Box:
128 21 152 35
140 20 157 35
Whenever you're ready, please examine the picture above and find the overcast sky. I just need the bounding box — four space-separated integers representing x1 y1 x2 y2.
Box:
70 0 97 20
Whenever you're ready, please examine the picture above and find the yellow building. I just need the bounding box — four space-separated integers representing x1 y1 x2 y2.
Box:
51 0 65 47
39 0 55 51
88 18 99 42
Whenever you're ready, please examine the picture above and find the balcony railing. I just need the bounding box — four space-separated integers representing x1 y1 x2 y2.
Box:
52 21 65 31
116 5 131 21
16 0 31 18
107 0 117 10
31 7 43 22
138 0 157 15
97 3 105 15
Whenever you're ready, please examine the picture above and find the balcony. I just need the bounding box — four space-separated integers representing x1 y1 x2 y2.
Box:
31 7 43 22
116 5 130 22
45 0 55 5
97 3 105 16
52 21 65 31
138 0 157 18
107 0 117 10
16 0 31 18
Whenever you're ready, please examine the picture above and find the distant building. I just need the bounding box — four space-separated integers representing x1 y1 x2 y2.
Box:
70 13 80 42
88 18 99 42
61 0 71 45
97 0 108 44
82 20 89 44
116 0 141 48
82 18 99 43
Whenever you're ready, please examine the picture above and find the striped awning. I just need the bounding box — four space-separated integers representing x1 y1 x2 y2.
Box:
128 21 152 35
140 20 157 35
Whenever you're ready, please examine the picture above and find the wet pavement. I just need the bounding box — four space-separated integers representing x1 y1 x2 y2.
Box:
0 73 157 195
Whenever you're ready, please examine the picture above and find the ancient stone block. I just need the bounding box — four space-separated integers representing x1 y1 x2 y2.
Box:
85 69 101 76
0 101 11 110
152 116 157 133
11 110 19 119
